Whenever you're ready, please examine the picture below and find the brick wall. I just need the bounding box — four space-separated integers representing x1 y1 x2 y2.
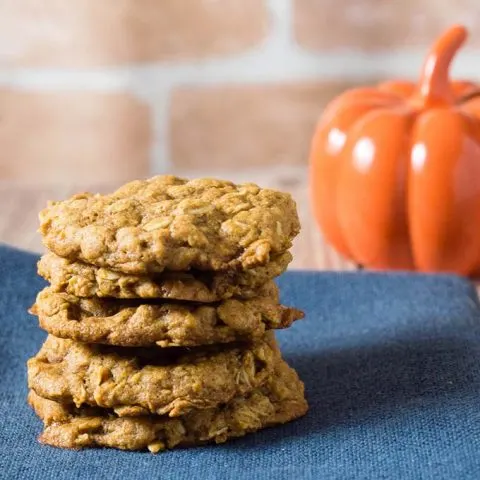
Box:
1 0 480 184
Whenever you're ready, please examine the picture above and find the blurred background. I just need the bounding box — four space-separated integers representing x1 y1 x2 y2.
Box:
1 0 479 267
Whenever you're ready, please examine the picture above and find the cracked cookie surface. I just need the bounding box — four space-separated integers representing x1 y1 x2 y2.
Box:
39 176 300 274
28 333 279 417
37 251 292 301
31 284 303 347
28 359 308 452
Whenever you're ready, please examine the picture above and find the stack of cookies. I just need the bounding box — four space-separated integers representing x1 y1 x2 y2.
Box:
27 176 308 452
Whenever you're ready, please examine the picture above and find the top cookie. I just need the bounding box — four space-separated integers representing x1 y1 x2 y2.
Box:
39 176 300 274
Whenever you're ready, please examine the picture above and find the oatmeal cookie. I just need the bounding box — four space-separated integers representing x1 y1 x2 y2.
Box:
28 359 308 452
37 251 292 301
31 284 303 347
28 333 279 417
38 176 300 274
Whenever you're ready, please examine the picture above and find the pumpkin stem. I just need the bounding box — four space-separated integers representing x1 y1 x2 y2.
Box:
417 25 467 107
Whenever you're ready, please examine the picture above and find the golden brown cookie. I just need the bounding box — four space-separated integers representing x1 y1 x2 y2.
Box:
38 176 300 274
31 284 303 348
37 251 292 301
28 359 308 452
28 333 279 417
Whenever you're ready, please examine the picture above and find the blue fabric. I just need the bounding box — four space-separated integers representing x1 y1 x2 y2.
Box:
1 245 479 480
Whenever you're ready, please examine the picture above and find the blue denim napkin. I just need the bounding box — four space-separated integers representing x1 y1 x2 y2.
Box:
1 245 479 480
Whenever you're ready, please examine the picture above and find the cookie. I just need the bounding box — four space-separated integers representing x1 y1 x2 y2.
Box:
28 333 279 417
37 251 292 301
38 176 300 274
28 359 308 452
31 284 303 348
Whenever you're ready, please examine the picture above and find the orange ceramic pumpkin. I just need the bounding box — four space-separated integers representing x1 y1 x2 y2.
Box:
309 25 480 276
